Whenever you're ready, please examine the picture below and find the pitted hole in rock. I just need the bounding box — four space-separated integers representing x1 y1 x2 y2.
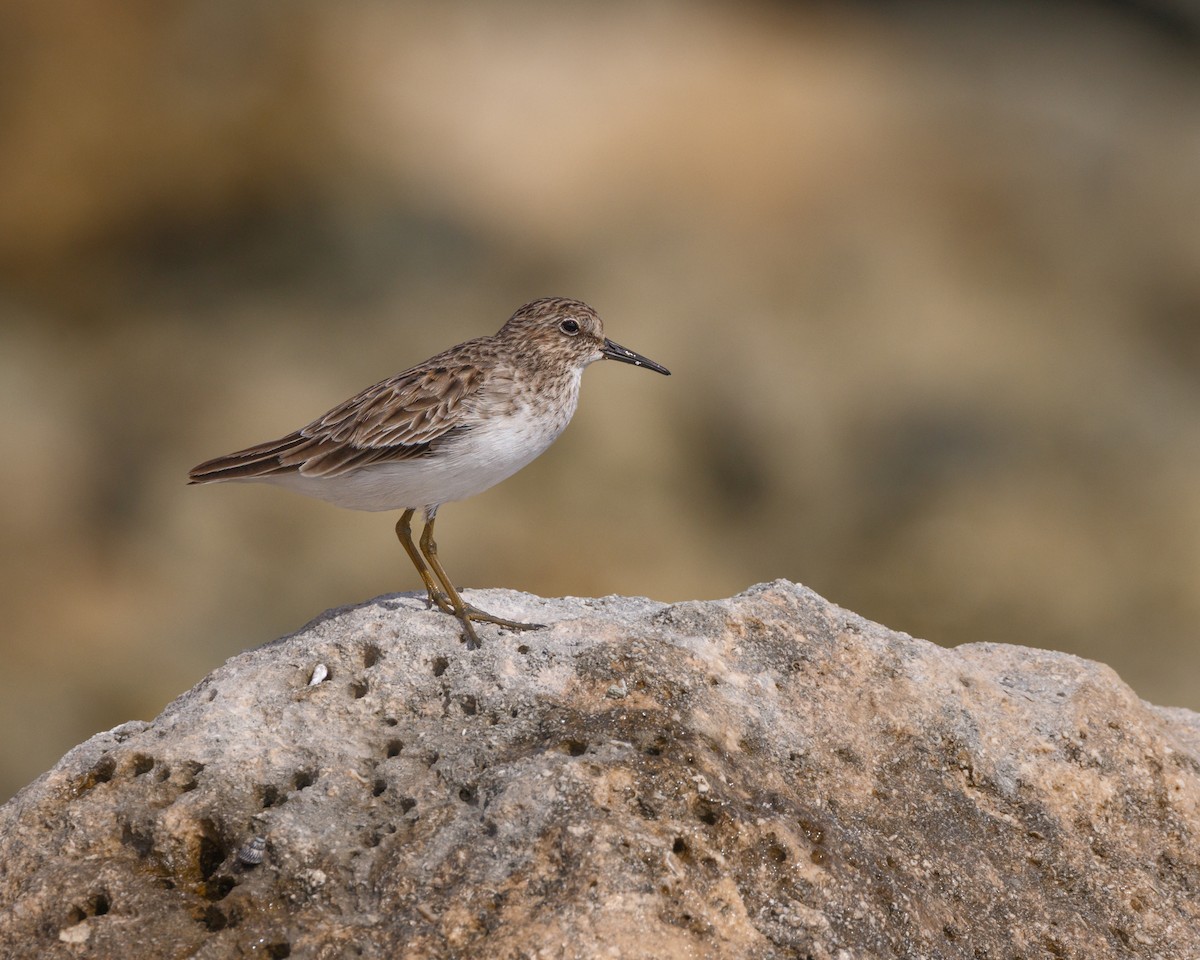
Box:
179 761 205 793
671 837 692 863
78 756 116 793
372 779 387 797
765 841 788 864
560 739 588 757
197 823 229 882
363 643 382 668
207 688 218 702
517 644 530 655
1044 936 1069 959
399 797 417 814
833 745 862 767
385 739 403 759
266 943 291 959
204 876 236 902
362 824 399 848
382 716 399 727
432 656 449 677
67 892 110 925
121 822 155 858
293 770 316 792
460 695 478 716
155 764 171 783
199 905 227 932
694 801 720 826
458 786 477 805
259 784 282 809
350 680 368 700
130 754 155 777
799 818 825 846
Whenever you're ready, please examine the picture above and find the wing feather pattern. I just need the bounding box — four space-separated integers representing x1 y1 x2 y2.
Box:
188 361 487 483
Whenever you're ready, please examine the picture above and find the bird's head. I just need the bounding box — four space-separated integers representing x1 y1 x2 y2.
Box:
500 297 671 377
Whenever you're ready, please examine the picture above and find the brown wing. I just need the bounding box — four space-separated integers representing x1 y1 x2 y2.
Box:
188 361 486 483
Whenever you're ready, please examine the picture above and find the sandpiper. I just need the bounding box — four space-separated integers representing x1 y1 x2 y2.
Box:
188 297 670 648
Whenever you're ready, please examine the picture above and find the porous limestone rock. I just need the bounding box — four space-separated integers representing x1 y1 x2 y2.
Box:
1 582 1198 959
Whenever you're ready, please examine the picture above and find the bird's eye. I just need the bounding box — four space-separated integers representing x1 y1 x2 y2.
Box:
559 319 580 335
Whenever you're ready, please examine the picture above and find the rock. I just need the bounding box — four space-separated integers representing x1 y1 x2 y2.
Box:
1 581 1198 959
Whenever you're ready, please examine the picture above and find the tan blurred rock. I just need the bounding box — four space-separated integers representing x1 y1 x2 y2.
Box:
1 582 1198 958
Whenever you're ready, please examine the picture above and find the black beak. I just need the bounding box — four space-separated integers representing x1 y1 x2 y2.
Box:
602 338 671 375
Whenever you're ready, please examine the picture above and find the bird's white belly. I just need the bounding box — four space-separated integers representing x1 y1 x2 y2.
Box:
258 399 574 512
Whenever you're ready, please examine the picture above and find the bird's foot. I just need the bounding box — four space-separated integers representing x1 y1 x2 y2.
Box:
460 603 545 632
422 590 456 615
450 604 545 650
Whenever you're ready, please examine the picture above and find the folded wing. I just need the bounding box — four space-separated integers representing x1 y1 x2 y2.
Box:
188 363 486 483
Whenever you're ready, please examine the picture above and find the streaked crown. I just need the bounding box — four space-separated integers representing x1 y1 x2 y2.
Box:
498 297 608 370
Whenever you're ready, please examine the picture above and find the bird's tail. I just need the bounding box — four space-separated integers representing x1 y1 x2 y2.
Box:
187 433 309 483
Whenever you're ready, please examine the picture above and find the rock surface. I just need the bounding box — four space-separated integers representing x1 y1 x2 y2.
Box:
2 581 1199 959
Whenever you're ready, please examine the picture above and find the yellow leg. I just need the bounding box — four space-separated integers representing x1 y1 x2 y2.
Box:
395 510 453 614
418 512 544 649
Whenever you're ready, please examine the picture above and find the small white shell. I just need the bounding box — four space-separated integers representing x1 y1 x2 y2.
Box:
308 663 329 686
237 836 266 865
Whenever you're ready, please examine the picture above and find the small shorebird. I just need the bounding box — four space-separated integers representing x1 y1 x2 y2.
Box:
188 297 670 648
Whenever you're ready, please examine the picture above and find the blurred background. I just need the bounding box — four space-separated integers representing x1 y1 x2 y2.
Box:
2 0 1199 801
